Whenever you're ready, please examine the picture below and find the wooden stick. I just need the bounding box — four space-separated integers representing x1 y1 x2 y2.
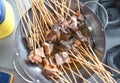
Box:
69 50 106 83
72 59 86 83
57 70 70 83
60 65 73 83
77 0 80 12
50 77 59 83
50 0 77 15
29 0 46 42
67 63 77 83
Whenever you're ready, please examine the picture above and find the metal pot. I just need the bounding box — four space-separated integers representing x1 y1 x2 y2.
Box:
13 0 108 83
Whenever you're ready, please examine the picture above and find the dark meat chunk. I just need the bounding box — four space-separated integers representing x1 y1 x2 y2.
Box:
28 51 42 64
52 24 61 40
60 26 71 35
60 33 71 41
54 53 64 66
42 64 58 79
87 37 94 47
42 42 54 55
74 31 87 42
73 39 81 47
35 47 46 57
68 15 78 31
76 11 85 21
61 51 71 64
60 39 74 49
42 57 58 78
25 37 33 50
45 30 57 43
77 21 85 28
59 18 69 28
59 18 71 34
43 58 49 66
49 56 56 66
28 47 45 64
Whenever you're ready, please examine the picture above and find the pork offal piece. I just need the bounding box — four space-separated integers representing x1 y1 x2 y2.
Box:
52 24 61 40
42 64 58 79
61 51 71 63
45 30 57 43
28 47 45 64
35 47 46 57
42 42 54 55
28 52 42 64
25 37 33 50
76 11 85 21
74 31 87 42
68 15 78 31
73 39 81 47
55 53 64 66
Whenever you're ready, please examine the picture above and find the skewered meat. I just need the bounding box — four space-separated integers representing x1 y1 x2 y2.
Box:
45 30 57 43
74 31 87 42
73 39 81 47
42 42 54 55
28 51 42 64
60 18 69 28
60 39 74 49
60 33 71 41
87 37 94 47
77 11 85 21
49 56 56 66
60 26 70 34
43 58 49 66
52 24 61 40
59 18 71 34
35 47 46 57
42 64 58 79
68 15 78 31
61 51 71 63
54 53 64 66
25 37 33 50
28 47 45 64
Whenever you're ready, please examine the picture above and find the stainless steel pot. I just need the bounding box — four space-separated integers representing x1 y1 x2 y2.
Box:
13 0 108 83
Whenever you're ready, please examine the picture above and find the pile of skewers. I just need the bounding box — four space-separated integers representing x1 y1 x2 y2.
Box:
15 0 120 83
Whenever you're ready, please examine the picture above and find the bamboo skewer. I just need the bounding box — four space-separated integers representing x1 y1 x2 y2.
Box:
80 44 111 81
85 44 116 82
57 71 70 83
48 0 72 18
33 1 53 30
74 48 114 81
68 50 98 83
67 63 77 83
29 0 46 42
44 0 63 20
77 0 80 12
50 77 59 83
14 0 30 37
49 0 77 15
71 56 108 83
72 60 86 83
54 73 65 83
60 65 73 83
69 49 113 83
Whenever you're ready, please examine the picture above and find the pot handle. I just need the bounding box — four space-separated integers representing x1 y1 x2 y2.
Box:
84 1 108 30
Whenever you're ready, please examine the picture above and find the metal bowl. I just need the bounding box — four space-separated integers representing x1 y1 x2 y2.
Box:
14 0 106 82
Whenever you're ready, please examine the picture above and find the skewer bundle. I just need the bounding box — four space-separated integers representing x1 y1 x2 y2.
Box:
14 0 120 83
